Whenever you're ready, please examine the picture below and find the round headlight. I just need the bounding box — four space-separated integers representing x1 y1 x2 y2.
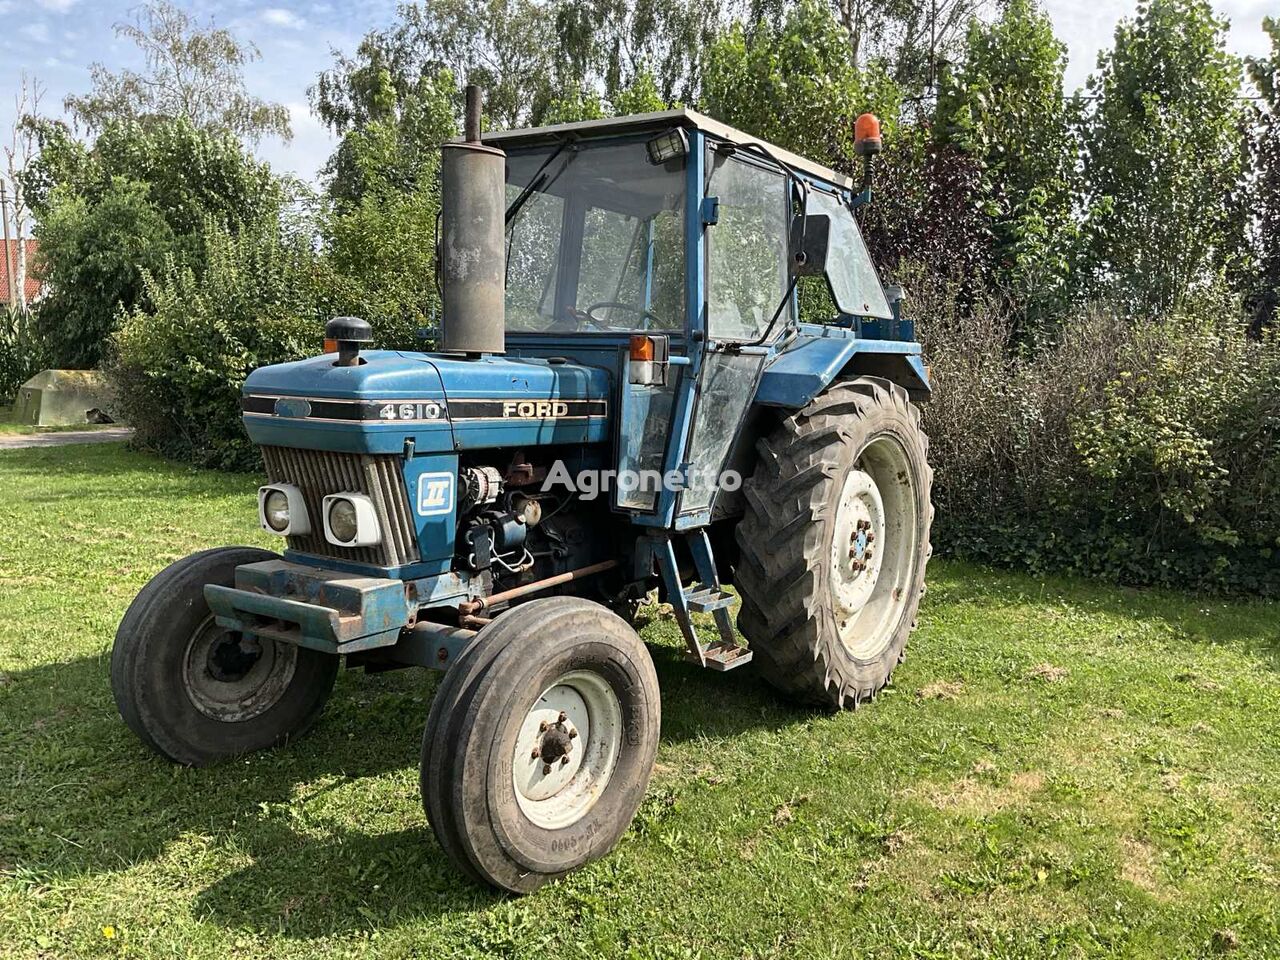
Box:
327 498 359 544
263 489 291 532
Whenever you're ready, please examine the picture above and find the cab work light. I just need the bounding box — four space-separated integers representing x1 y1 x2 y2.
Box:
646 128 688 166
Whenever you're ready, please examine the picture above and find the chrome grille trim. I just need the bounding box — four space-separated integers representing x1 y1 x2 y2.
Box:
261 446 420 567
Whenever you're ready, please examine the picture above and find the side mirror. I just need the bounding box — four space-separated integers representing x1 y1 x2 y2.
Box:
790 213 831 276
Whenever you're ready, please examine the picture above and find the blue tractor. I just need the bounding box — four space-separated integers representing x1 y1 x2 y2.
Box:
112 89 933 892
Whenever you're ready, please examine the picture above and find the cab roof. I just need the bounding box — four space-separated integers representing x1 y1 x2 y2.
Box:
482 108 855 191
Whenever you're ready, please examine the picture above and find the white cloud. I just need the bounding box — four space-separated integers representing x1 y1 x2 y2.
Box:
262 8 305 29
21 22 51 43
34 0 78 11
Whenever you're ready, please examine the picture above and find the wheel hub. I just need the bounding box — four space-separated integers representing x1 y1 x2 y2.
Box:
512 671 623 829
182 617 298 722
207 633 263 682
828 435 921 661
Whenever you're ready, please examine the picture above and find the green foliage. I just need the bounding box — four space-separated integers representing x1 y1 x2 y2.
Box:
110 219 325 470
542 72 670 125
320 181 443 352
701 0 901 170
63 0 290 144
26 118 283 369
318 65 456 206
0 307 48 404
1246 18 1280 333
935 0 1079 322
34 179 177 369
1078 0 1248 315
922 284 1280 595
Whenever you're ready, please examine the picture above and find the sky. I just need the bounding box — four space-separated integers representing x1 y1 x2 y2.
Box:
0 0 1275 189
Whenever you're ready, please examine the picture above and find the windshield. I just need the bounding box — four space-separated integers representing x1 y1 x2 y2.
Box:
504 139 687 334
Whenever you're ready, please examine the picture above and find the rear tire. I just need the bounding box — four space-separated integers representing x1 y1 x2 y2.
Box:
420 596 660 893
111 547 339 765
735 377 932 709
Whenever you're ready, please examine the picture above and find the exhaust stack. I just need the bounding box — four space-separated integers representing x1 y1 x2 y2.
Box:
440 85 506 356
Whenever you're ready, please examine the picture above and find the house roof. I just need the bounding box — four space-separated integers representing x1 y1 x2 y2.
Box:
0 239 42 305
483 108 856 190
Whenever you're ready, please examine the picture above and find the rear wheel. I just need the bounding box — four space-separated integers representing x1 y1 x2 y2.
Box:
111 547 339 765
420 596 660 893
735 377 932 708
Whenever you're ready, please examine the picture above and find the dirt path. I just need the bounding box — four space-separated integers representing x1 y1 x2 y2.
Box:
0 427 134 450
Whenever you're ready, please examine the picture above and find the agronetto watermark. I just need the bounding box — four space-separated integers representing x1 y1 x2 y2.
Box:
541 460 743 501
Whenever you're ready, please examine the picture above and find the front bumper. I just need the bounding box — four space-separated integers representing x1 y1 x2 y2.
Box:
204 559 412 654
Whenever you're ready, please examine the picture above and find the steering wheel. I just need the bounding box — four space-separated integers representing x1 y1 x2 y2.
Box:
585 301 665 331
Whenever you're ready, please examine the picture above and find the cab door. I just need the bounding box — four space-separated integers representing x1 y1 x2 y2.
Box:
673 146 792 524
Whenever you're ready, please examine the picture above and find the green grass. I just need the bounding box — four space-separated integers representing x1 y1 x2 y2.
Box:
2 443 1279 959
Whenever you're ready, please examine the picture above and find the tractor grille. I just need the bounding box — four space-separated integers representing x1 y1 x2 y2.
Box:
261 446 420 568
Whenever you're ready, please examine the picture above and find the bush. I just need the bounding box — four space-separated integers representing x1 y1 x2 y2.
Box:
109 218 324 470
921 280 1280 594
0 306 48 405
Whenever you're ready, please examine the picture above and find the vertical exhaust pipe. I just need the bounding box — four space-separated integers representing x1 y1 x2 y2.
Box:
440 85 506 356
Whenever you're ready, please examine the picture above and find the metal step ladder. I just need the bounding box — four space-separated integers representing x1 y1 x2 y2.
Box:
644 530 753 671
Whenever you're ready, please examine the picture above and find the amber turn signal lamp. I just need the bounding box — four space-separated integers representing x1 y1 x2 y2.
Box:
854 113 883 156
629 335 656 362
323 338 339 354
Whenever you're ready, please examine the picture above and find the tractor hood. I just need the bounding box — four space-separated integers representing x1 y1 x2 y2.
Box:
242 350 612 455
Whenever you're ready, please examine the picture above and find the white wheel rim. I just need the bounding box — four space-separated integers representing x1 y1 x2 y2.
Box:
512 670 623 830
830 434 920 660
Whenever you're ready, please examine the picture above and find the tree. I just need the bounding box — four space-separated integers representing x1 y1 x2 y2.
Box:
748 0 996 94
1079 0 1247 316
701 0 902 172
64 0 290 145
26 118 283 368
1246 17 1280 333
936 0 1078 320
2 75 43 312
35 178 177 368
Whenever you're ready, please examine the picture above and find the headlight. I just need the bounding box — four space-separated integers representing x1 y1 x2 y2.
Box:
322 493 381 547
258 484 309 536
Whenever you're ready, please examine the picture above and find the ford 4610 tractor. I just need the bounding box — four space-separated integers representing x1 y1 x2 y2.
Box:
112 89 933 892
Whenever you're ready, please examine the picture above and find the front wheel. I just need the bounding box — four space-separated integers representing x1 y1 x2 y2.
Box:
111 547 339 766
735 377 933 709
421 597 660 893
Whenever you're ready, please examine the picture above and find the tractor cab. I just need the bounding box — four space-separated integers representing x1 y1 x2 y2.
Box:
488 109 919 529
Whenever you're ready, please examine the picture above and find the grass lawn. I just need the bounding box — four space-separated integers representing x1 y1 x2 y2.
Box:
2 443 1279 959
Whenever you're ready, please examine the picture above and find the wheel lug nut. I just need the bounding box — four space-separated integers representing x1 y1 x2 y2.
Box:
557 711 567 723
538 720 548 732
560 756 570 766
531 746 541 759
543 763 552 775
568 729 578 739
866 531 875 542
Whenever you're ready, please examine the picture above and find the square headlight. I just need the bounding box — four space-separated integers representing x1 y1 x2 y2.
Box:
322 492 382 547
258 484 309 536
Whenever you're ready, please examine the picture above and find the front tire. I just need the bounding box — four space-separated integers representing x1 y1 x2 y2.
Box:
735 377 933 709
421 597 660 893
111 547 339 766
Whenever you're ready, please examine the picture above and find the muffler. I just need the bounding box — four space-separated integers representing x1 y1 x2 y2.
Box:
439 85 506 356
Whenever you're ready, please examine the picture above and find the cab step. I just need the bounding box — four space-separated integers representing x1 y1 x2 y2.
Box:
642 529 753 672
685 587 736 613
685 639 754 671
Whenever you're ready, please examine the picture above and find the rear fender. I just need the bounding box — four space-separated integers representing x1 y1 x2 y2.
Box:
754 335 930 409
